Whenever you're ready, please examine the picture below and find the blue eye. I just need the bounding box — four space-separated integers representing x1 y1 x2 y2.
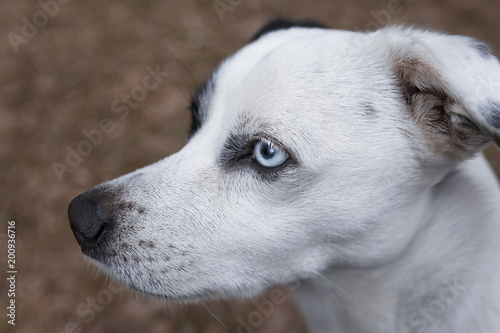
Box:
253 140 289 168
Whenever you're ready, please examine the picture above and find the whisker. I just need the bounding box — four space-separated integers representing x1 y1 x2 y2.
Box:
201 302 228 329
316 273 349 297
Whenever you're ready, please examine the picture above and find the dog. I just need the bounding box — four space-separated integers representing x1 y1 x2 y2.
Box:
68 18 500 332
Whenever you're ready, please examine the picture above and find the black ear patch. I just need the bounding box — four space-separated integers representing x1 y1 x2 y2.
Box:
485 101 500 129
189 84 204 136
471 40 495 59
249 17 328 43
189 76 214 137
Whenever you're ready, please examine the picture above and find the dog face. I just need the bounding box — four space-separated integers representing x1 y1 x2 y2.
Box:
69 19 500 301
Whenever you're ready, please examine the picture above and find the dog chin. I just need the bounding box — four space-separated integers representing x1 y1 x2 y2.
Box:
83 255 266 302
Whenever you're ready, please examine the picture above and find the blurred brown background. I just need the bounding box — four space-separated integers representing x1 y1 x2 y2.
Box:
1 0 500 332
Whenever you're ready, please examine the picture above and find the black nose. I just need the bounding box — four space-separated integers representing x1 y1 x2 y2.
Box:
68 193 108 250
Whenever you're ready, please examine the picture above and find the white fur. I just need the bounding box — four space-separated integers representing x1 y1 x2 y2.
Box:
80 26 500 332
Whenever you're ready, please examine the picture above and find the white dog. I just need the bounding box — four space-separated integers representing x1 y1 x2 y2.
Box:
68 19 500 332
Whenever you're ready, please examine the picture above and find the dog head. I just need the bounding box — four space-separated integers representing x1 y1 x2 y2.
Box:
68 19 500 301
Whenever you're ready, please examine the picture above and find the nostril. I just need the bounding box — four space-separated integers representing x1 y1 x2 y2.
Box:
90 223 108 243
68 193 109 248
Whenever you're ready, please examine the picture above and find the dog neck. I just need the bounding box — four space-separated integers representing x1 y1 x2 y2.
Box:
293 154 500 333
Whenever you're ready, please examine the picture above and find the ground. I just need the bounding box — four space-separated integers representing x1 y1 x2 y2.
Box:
1 0 500 332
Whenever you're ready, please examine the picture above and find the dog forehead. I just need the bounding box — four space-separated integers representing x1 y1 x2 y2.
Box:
209 29 366 120
217 28 358 93
204 29 386 135
188 28 401 163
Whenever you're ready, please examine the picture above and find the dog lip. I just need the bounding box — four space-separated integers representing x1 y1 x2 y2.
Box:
80 242 106 261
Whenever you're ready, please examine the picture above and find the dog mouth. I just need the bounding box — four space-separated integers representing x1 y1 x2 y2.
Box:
80 243 111 264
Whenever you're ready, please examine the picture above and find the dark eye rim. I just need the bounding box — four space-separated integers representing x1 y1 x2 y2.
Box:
218 132 297 179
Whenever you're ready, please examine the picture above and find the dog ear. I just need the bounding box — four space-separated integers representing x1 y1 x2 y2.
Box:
249 17 327 43
381 27 500 158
